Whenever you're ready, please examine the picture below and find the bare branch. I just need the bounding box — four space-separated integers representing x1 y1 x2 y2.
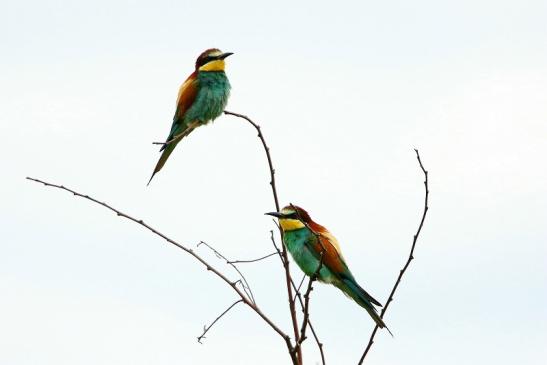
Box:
295 288 326 365
228 252 278 264
271 229 327 364
197 240 256 305
295 253 324 354
289 203 328 254
269 229 284 261
224 111 281 212
281 205 328 363
224 110 302 364
357 149 430 364
26 177 299 365
197 300 243 344
293 274 307 302
151 121 199 147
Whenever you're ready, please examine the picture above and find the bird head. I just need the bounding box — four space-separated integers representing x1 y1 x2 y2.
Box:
195 48 234 72
265 204 312 232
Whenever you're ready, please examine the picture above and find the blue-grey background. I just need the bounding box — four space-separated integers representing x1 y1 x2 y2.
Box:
1 0 546 364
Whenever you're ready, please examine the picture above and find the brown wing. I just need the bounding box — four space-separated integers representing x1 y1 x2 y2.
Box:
174 71 199 121
311 231 348 275
147 71 199 184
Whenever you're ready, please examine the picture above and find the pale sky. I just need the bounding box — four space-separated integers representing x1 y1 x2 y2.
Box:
1 0 546 364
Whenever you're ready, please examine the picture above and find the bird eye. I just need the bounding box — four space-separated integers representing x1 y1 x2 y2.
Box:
198 56 214 67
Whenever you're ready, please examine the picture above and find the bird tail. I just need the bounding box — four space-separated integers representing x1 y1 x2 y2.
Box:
341 279 393 336
147 124 196 185
147 140 179 185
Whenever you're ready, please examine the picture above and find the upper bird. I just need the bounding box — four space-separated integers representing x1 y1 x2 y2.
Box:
148 48 233 184
266 205 392 334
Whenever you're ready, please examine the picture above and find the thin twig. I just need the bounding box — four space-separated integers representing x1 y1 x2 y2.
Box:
289 203 327 254
288 206 327 358
151 132 183 146
26 177 299 365
152 121 199 147
295 254 323 350
224 111 282 212
271 230 327 365
293 274 307 302
197 241 256 305
294 284 326 365
357 149 430 364
269 229 284 261
228 252 278 264
224 110 302 364
197 300 243 343
288 203 328 303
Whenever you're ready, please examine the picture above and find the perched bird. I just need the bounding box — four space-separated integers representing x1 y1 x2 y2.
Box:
148 48 233 184
266 205 391 333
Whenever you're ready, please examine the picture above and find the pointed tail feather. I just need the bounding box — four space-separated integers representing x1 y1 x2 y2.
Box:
350 280 382 307
148 140 179 185
340 279 393 336
361 300 393 337
147 124 198 185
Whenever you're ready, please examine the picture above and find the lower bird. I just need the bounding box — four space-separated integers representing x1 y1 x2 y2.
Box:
266 204 391 334
148 48 233 185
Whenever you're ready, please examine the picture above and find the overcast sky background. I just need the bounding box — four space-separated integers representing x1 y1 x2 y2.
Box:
1 0 546 364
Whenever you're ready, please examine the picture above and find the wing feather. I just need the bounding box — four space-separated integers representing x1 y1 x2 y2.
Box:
174 71 199 121
309 230 348 275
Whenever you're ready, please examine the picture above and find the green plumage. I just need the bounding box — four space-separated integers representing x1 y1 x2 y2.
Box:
284 228 335 279
283 227 390 332
163 71 230 153
184 71 231 124
149 70 230 184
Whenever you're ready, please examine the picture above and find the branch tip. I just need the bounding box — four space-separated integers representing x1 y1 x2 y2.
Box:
358 149 430 364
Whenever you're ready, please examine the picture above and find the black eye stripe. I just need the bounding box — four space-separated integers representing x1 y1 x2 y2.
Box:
200 55 218 66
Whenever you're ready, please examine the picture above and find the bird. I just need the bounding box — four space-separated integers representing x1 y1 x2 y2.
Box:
266 204 392 334
148 48 234 185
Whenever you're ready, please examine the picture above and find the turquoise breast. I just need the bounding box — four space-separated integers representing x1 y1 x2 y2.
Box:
184 71 231 125
283 228 334 281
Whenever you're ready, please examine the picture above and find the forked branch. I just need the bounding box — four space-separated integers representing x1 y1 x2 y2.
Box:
224 110 302 364
197 241 256 305
295 254 323 352
270 231 327 365
197 300 243 343
26 177 299 365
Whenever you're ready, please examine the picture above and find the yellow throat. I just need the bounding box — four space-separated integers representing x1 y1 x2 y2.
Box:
279 218 305 231
199 59 225 72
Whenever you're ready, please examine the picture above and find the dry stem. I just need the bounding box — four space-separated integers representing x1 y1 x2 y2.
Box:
357 149 430 364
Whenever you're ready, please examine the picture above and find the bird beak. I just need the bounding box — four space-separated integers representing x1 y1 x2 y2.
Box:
219 52 234 60
265 211 284 218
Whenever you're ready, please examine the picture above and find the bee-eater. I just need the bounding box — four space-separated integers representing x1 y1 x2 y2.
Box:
148 48 233 184
266 205 391 333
